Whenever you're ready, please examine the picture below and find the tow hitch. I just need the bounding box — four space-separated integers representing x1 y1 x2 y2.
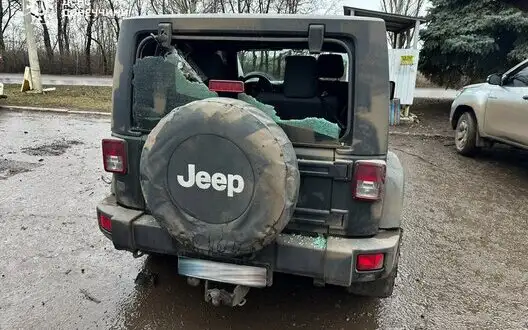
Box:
205 281 250 307
187 277 250 307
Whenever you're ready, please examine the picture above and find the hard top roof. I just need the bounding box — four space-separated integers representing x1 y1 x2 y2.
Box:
121 14 387 40
124 13 384 22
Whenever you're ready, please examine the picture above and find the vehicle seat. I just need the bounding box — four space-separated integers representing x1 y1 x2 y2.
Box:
193 51 231 82
257 56 331 120
317 54 348 125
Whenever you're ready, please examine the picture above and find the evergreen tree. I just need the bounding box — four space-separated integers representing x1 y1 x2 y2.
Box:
419 0 528 88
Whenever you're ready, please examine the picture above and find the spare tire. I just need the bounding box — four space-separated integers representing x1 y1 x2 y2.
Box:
140 97 300 257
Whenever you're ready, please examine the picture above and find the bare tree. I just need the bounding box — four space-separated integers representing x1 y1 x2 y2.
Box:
57 0 66 55
90 20 109 74
1 0 21 51
149 0 201 14
85 0 95 74
128 0 146 16
33 0 53 58
381 0 425 48
1 0 326 75
106 0 121 38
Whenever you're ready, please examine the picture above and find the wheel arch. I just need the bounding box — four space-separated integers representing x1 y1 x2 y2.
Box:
451 105 477 129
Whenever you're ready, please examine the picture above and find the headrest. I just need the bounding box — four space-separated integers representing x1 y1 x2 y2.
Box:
283 56 318 98
317 54 345 79
194 52 228 80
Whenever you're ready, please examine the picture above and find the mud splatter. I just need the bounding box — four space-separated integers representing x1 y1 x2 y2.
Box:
0 159 41 179
22 139 83 156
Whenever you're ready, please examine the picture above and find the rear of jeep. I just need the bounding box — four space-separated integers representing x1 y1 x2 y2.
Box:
96 14 404 305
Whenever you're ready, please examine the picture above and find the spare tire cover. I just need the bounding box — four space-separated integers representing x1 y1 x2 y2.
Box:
140 97 300 256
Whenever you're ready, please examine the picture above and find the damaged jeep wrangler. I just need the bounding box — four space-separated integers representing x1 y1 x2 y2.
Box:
97 14 405 306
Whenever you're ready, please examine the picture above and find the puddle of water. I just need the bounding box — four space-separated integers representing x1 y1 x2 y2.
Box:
0 159 42 179
22 139 83 156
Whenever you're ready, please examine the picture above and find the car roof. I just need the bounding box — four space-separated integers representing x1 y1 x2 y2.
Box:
121 14 386 36
125 13 384 23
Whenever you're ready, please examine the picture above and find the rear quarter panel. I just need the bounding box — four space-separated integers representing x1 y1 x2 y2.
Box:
379 151 404 229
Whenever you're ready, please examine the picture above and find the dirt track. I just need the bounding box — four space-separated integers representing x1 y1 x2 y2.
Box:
1 110 527 329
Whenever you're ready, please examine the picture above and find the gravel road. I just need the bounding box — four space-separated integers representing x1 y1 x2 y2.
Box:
1 110 527 329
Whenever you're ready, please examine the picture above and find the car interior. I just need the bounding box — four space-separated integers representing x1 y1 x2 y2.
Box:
175 40 351 129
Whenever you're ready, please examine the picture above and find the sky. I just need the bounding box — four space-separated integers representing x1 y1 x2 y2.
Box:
343 0 380 11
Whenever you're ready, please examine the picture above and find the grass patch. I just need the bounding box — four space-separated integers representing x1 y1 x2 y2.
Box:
0 84 112 112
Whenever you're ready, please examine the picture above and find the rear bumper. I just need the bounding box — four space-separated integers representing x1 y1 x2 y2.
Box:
97 196 401 287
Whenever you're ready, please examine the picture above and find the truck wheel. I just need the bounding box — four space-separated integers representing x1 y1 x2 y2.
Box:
455 112 478 156
346 266 398 298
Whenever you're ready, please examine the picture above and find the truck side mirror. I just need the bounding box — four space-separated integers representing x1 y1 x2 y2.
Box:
487 73 502 86
389 81 395 100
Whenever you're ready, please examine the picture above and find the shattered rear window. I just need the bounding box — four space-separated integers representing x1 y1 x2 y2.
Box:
132 51 218 129
132 51 341 142
237 93 340 140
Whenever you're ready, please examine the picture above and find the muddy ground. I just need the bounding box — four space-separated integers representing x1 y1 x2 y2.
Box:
390 99 454 137
1 108 528 329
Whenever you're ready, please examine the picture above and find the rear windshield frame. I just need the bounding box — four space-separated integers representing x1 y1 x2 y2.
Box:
131 34 356 148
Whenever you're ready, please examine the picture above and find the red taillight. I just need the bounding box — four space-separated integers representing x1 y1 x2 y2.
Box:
102 138 127 174
208 80 245 93
356 253 384 271
99 213 112 232
352 160 386 201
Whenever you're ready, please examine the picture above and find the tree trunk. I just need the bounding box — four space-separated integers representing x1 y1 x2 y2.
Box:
0 0 4 52
252 51 257 70
36 1 53 58
56 0 64 73
239 51 246 71
85 0 96 75
276 53 282 78
40 18 53 58
107 0 121 38
63 16 70 54
259 51 264 71
91 37 108 75
272 52 277 77
57 0 64 56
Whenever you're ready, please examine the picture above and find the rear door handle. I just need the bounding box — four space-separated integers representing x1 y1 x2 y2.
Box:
523 95 528 100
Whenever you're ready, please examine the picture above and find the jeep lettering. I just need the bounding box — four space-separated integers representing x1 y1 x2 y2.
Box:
177 164 245 197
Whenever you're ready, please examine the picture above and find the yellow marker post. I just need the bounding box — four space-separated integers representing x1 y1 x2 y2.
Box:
21 66 34 92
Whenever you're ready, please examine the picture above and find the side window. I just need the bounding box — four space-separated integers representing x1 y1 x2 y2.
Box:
505 67 528 87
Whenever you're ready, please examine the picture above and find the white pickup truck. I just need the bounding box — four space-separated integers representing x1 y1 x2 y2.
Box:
450 58 528 155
